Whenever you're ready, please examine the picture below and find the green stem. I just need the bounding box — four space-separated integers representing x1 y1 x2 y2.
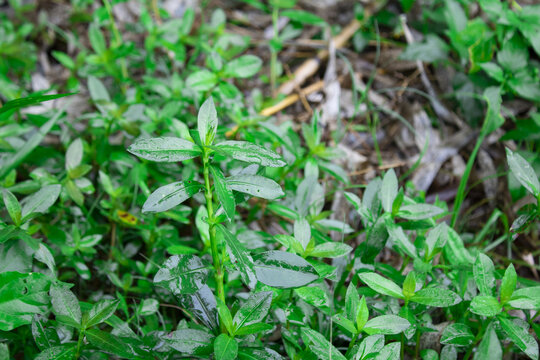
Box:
75 330 85 359
270 6 279 93
451 132 486 228
102 0 128 90
345 331 359 357
202 151 226 333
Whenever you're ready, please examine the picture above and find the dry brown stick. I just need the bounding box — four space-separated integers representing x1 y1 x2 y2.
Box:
284 63 313 115
260 80 325 117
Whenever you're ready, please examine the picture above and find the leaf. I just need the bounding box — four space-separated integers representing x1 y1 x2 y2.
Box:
506 148 540 197
128 137 201 162
294 286 330 309
153 255 210 295
86 299 119 328
87 76 110 102
482 87 504 135
198 97 218 146
226 175 284 200
345 282 360 324
361 216 389 263
500 264 517 304
387 222 417 259
50 285 81 326
497 36 528 73
217 299 234 334
142 181 203 213
281 10 326 25
234 322 273 336
162 329 213 355
363 315 410 335
0 93 74 115
397 204 444 220
238 347 284 360
399 34 449 62
32 315 60 351
20 184 62 221
3 190 21 225
0 108 63 180
233 291 273 332
440 323 474 346
508 287 540 310
216 225 257 289
0 343 7 360
66 138 83 171
85 329 135 358
210 166 235 221
381 169 398 213
358 272 404 299
301 328 347 360
223 55 263 78
473 253 496 295
186 70 218 92
474 324 502 360
252 250 318 289
214 333 238 360
88 23 106 54
411 288 462 307
498 316 539 360
178 285 219 331
308 242 352 258
214 141 286 167
354 334 385 360
294 217 311 251
375 342 401 360
34 345 76 360
469 295 501 317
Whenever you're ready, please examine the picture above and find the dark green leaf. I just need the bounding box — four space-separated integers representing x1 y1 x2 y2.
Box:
178 285 219 331
161 329 213 355
252 250 318 289
86 299 119 328
214 141 286 167
216 225 257 288
153 255 210 295
473 253 496 295
142 181 203 213
50 285 81 326
0 93 74 115
210 166 235 221
440 323 474 346
233 291 273 332
85 329 135 358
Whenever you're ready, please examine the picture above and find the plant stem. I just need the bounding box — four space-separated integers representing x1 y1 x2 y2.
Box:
451 132 485 228
270 6 279 93
202 151 226 333
75 330 85 359
102 0 128 91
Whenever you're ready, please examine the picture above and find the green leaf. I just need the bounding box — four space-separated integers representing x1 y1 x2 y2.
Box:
87 76 110 102
214 333 238 360
216 225 257 289
345 282 360 323
34 345 76 360
387 222 417 259
51 51 75 70
0 93 75 115
497 36 528 73
223 55 262 78
3 190 21 226
332 313 357 334
128 137 202 162
187 70 218 92
397 204 444 220
354 334 385 360
357 296 369 331
375 342 401 360
238 347 284 360
142 181 203 213
411 288 461 307
0 343 7 360
363 315 410 335
506 148 540 197
252 250 318 289
381 169 398 213
294 217 311 251
178 285 219 331
482 87 504 135
50 285 81 326
32 315 60 351
226 175 284 200
473 253 496 295
301 328 347 360
214 141 286 167
294 286 330 309
498 316 539 360
308 242 352 258
88 23 106 54
358 272 404 299
233 291 273 332
210 166 235 221
474 323 501 360
469 295 501 317
85 329 135 358
161 329 213 355
85 299 119 328
508 287 540 310
20 184 62 221
65 138 83 172
198 97 218 146
0 272 51 331
281 10 326 25
399 34 449 63
479 62 504 82
402 271 416 299
153 255 210 295
440 323 474 346
217 298 234 335
500 264 517 304
0 108 63 179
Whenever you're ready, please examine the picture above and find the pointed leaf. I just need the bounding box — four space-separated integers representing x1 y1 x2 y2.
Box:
179 285 219 330
216 225 257 288
162 329 213 355
441 323 474 346
226 175 284 200
198 97 218 146
210 166 235 221
363 315 410 335
358 272 404 299
86 299 119 328
214 141 286 167
381 169 398 213
233 291 273 332
252 250 318 289
214 333 238 360
153 255 209 295
473 253 496 295
142 181 203 213
506 148 540 197
50 286 81 326
411 288 461 307
128 137 201 162
301 328 347 360
498 316 539 360
21 185 62 220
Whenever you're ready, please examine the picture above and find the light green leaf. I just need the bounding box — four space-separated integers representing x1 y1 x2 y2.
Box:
85 329 135 358
214 334 238 360
216 225 257 289
3 190 21 226
294 217 311 251
474 323 501 360
128 137 201 162
473 253 496 295
214 141 286 167
345 282 359 323
252 250 318 289
411 288 461 307
308 242 352 258
66 138 83 171
86 299 119 328
210 166 235 221
226 175 284 200
358 272 404 299
482 87 504 135
294 286 330 309
281 10 326 25
142 180 203 213
398 204 444 220
508 287 540 310
50 285 81 326
233 291 273 332
381 169 398 213
355 334 385 360
363 315 410 335
223 55 262 78
500 264 517 304
375 342 401 360
0 93 74 116
469 295 501 317
187 70 218 92
498 316 539 360
440 323 474 346
161 329 213 355
198 97 218 146
506 148 540 197
301 327 347 360
34 345 76 360
20 184 62 221
153 255 209 295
